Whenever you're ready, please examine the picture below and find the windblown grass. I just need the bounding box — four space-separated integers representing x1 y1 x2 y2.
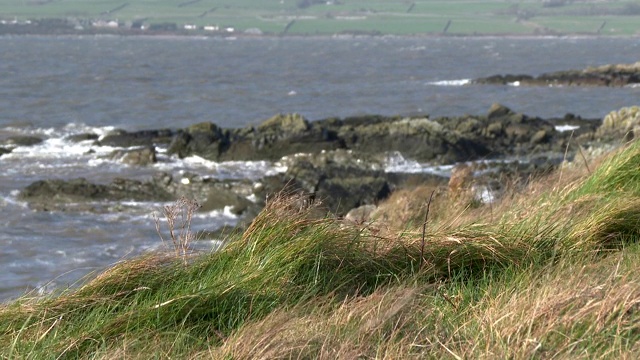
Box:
3 141 640 358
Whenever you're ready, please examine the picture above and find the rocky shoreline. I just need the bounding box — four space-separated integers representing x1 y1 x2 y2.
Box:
6 104 637 230
472 62 640 87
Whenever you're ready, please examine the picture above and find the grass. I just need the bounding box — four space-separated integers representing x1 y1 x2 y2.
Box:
1 0 639 36
3 139 640 357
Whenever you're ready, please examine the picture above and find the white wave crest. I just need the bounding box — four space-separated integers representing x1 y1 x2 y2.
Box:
427 79 471 86
155 155 287 180
555 124 580 132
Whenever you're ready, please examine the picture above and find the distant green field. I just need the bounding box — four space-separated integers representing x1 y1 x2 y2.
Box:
1 0 640 36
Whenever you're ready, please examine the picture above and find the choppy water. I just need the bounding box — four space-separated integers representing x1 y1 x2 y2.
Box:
1 35 639 301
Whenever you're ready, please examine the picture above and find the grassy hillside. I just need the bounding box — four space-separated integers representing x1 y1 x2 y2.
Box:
2 135 640 357
2 0 640 36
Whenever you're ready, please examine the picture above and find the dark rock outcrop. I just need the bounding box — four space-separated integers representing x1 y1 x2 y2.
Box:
167 122 230 160
98 129 174 147
0 147 11 156
19 172 260 215
165 106 570 166
168 114 344 161
19 177 173 211
77 105 589 170
472 62 640 87
259 150 437 216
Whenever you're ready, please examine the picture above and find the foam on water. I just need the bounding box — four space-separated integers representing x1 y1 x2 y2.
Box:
555 124 581 132
154 154 287 180
427 79 471 86
1 123 116 141
384 152 453 177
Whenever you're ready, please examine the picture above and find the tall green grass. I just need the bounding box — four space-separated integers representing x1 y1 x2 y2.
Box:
3 140 640 358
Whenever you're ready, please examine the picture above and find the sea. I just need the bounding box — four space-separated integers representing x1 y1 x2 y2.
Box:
1 35 639 302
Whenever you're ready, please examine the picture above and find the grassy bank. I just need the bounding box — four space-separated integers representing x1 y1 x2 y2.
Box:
3 139 640 358
2 0 639 36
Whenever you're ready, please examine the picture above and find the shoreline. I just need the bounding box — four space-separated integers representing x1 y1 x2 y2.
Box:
1 29 639 41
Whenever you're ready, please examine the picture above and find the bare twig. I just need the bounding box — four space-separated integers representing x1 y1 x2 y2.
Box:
578 145 592 175
420 190 436 270
154 197 201 265
558 130 574 186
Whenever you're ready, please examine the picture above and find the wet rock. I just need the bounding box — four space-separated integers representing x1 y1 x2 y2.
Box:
109 146 157 166
168 114 344 161
19 172 257 214
4 136 43 147
167 122 229 160
99 129 174 148
225 114 344 161
149 172 253 206
326 116 489 164
271 150 392 215
443 104 560 155
19 177 173 211
161 106 576 166
0 147 11 156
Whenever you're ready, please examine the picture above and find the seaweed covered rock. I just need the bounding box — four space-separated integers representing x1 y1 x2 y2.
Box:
597 106 640 141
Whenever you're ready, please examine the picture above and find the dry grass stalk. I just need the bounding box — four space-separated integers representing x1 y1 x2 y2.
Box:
154 197 200 265
420 190 436 270
469 256 640 358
